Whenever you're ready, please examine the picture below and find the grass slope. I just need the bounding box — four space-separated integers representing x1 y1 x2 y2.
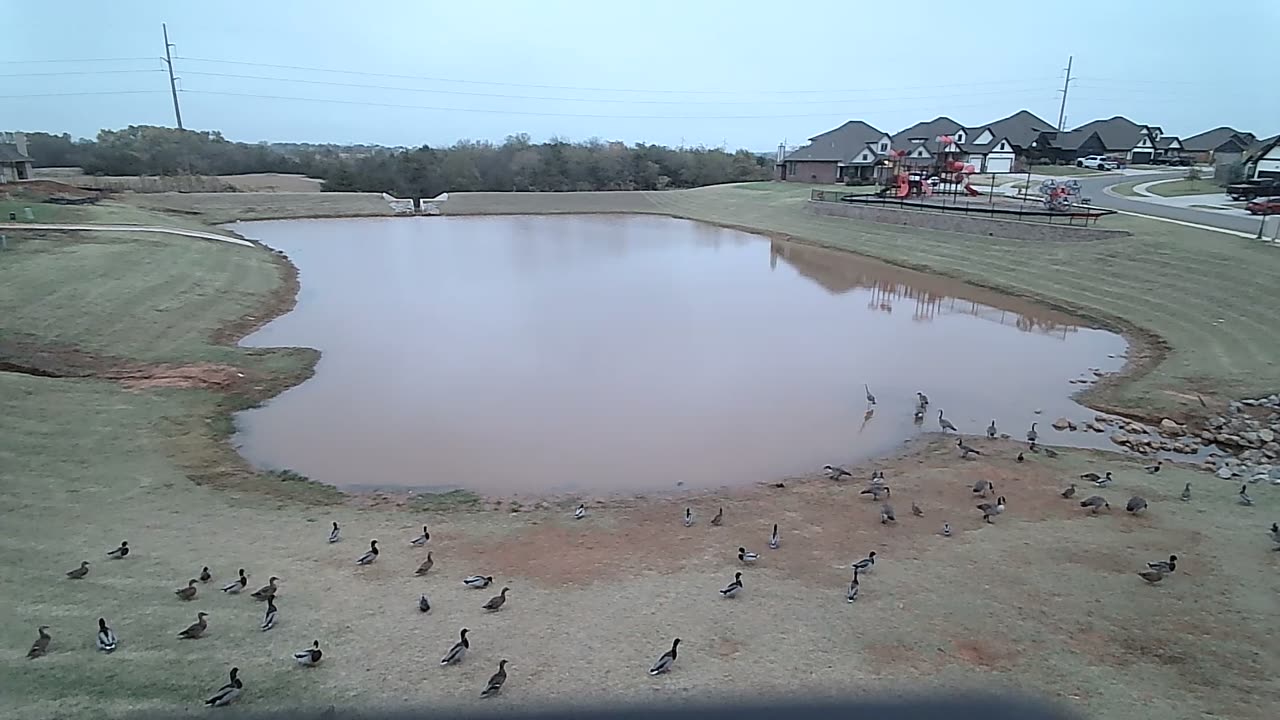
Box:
1148 179 1225 198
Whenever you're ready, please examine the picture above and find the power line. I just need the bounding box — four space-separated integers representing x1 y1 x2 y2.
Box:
162 23 184 129
0 69 163 78
0 90 167 99
0 56 154 64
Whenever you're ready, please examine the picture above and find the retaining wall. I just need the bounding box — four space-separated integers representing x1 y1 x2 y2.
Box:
807 200 1130 241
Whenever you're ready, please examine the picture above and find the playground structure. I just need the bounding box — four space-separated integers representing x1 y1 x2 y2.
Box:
1037 179 1084 212
876 135 981 200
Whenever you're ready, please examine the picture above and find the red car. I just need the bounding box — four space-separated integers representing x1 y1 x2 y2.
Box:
1246 197 1280 215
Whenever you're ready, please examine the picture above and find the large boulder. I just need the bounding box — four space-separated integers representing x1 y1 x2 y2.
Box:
1158 418 1185 437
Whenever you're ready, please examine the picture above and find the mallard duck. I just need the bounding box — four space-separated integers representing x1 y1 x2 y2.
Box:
1060 483 1077 499
1147 555 1177 573
972 479 994 498
1180 482 1191 501
440 628 469 665
574 504 586 520
1043 446 1059 458
1088 471 1113 487
251 576 278 601
356 540 379 565
96 617 117 653
1080 495 1110 513
1126 496 1148 514
957 438 982 458
648 638 680 675
410 526 430 546
464 575 493 589
175 579 198 601
846 567 860 603
942 522 952 537
178 612 208 639
824 464 852 481
419 594 431 613
864 384 876 405
860 484 890 500
738 547 759 564
976 496 1006 524
710 508 723 526
67 561 89 579
916 391 930 407
880 503 896 524
415 552 434 576
261 597 277 631
1239 485 1254 506
106 541 129 559
204 667 242 707
851 551 877 572
199 566 212 583
480 659 508 697
1137 568 1167 584
1080 471 1106 482
1026 423 1038 443
1016 451 1025 463
1145 459 1163 474
482 587 510 612
938 410 957 432
222 569 248 594
328 522 341 543
720 571 743 598
683 507 694 527
294 640 323 667
911 501 924 517
768 523 780 549
27 625 50 659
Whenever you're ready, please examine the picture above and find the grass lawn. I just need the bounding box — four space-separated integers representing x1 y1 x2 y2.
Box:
1109 181 1142 197
1027 165 1112 177
1148 179 1226 198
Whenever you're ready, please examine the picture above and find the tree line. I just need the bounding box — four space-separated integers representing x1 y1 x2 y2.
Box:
23 127 771 196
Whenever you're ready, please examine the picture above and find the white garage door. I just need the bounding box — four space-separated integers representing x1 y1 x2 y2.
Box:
985 154 1014 173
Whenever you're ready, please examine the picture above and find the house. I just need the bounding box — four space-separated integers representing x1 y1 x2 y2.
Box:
959 110 1057 173
887 116 964 165
1181 127 1256 164
775 120 893 183
1244 135 1280 180
1154 136 1185 161
1031 117 1163 164
0 132 33 182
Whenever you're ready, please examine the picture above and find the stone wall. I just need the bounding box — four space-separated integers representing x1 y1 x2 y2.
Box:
807 200 1130 242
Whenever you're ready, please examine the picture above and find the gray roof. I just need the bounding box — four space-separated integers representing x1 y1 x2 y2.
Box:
0 143 33 163
1154 136 1181 149
784 120 887 162
1040 130 1103 152
1245 135 1280 163
891 116 962 149
1182 127 1255 152
1067 116 1154 151
965 110 1057 151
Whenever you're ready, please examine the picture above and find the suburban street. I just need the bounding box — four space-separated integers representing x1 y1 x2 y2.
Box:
1075 171 1272 236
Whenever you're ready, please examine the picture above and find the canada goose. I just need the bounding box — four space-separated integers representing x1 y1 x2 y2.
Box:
410 526 430 546
1146 555 1177 573
415 552 434 576
204 667 242 707
574 503 586 520
199 566 212 583
1080 471 1106 482
261 596 278 631
356 540 379 565
482 587 510 612
328 522 341 543
1269 522 1280 544
1239 485 1254 506
987 420 998 439
649 638 680 675
1180 482 1191 502
972 479 994 498
942 522 952 537
710 508 723 526
419 594 431 613
175 579 198 601
911 501 924 517
864 384 876 405
440 628 470 665
869 470 886 485
683 508 694 527
1028 441 1040 453
1145 459 1163 474
738 547 760 564
481 659 509 697
96 618 117 653
1126 496 1148 514
1060 483 1077 499
27 625 50 659
106 541 129 559
824 464 852 481
880 503 896 524
851 551 877 572
251 576 279 601
976 496 1006 524
957 438 982 458
860 484 891 500
222 569 248 594
1016 451 1025 463
294 640 323 667
67 561 89 579
916 391 930 407
938 410 957 432
1137 568 1168 584
846 567 860 603
769 523 780 549
1080 495 1110 513
1026 423 1038 443
1043 446 1059 458
178 612 209 639
464 575 494 589
720 571 743 598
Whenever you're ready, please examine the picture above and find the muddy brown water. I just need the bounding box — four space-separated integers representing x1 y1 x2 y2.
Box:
233 215 1127 494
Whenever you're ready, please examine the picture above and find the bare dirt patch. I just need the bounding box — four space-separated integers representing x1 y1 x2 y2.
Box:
108 362 250 391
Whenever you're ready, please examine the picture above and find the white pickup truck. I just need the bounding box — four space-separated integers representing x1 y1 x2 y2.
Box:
1075 155 1120 171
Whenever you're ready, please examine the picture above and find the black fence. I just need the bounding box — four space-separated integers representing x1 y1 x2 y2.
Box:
810 189 1116 226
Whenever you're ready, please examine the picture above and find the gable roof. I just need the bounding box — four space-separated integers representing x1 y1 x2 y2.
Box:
891 116 963 149
1245 135 1280 163
1182 126 1256 152
1155 136 1182 149
784 120 888 162
0 143 33 164
966 110 1057 150
1039 129 1104 152
1068 116 1154 150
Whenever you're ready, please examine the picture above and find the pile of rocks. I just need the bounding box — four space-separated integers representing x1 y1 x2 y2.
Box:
1200 394 1280 484
1107 416 1202 455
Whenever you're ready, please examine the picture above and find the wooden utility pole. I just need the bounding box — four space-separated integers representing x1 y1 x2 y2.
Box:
162 23 184 129
1055 56 1073 131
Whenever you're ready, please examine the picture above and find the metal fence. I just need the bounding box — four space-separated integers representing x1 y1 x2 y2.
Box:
809 189 1115 226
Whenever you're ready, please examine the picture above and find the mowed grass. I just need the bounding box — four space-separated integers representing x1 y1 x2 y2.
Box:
128 192 395 224
1148 179 1225 197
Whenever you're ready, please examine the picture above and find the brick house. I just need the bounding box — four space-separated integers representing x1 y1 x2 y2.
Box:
775 121 892 184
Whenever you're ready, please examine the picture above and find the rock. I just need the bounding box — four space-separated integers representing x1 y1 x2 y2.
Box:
1207 416 1226 429
1260 429 1274 443
1127 423 1146 435
1158 418 1185 437
1242 431 1261 445
1228 403 1242 415
1215 467 1234 479
1251 474 1268 484
1110 432 1129 445
1094 414 1111 424
1199 430 1216 442
1271 467 1280 480
1068 420 1078 431
1087 421 1106 432
1052 417 1071 430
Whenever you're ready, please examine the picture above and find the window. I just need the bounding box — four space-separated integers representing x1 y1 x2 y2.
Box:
879 141 888 152
788 162 796 175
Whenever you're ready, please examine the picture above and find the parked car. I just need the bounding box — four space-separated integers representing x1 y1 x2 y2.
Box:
1227 178 1280 202
1246 197 1280 215
1076 155 1120 171
1151 155 1191 166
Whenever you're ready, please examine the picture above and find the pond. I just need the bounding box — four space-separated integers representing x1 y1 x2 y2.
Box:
232 215 1127 494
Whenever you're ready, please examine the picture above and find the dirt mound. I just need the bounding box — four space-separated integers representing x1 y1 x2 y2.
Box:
0 180 100 202
107 362 248 390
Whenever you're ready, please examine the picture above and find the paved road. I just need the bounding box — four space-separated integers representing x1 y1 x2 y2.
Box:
1074 173 1270 236
0 223 255 247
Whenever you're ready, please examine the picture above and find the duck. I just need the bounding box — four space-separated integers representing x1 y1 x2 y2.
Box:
768 523 780 549
864 384 876 405
957 438 982 458
574 504 586 520
328 522 341 543
846 567 860 603
976 496 1006 524
720 571 744 598
1146 555 1177 573
294 640 323 667
1145 459 1163 474
824 464 852 481
251 576 279 601
1079 470 1107 483
1080 495 1110 513
738 547 759 564
860 484 891 500
1137 568 1168 584
96 618 117 653
356 540 380 565
106 541 129 559
480 659 508 697
972 479 994 498
1239 485 1254 506
648 638 680 675
938 410 957 432
851 551 877 572
942 522 952 537
1126 496 1148 514
199 566 212 583
1016 451 1025 463
66 561 90 579
1026 423 1038 443
222 569 248 594
410 526 430 546
440 628 470 665
911 501 924 517
916 391 930 407
482 587 510 612
1180 482 1191 502
869 470 886 485
178 612 209 639
1093 473 1113 487
683 507 694 527
1028 440 1041 454
710 508 724 526
415 552 434 576
419 594 431 613
175 579 198 601
1043 446 1060 458
913 406 925 422
204 667 243 707
464 575 494 589
1060 483 1077 499
880 503 896 524
27 625 51 659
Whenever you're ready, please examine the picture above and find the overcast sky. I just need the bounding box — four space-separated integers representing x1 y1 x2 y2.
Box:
4 0 1276 150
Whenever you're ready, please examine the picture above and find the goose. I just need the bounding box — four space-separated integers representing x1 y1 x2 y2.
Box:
1060 483 1077 499
864 384 876 405
356 540 380 565
251 576 279 601
260 596 278 631
204 667 243 707
419 594 431 613
768 523 780 549
464 575 494 589
916 391 930 407
482 587 510 612
987 420 998 439
67 561 90 579
911 501 924 517
1269 522 1280 544
1093 473 1114 487
860 484 891 500
415 552 434 576
851 551 877 572
1126 496 1148 514
1180 482 1191 502
1080 495 1110 513
96 617 117 653
1137 568 1168 584
1043 446 1059 458
957 438 982 458
1146 555 1177 573
1145 459 1163 474
1026 423 1038 443
683 507 694 527
942 522 952 537
481 659 509 697
938 410 957 432
846 567 860 603
574 504 586 520
648 638 680 675
1079 470 1107 483
410 526 430 546
440 628 470 665
328 522 341 543
199 566 212 583
738 547 760 564
178 612 209 639
175 579 198 601
106 541 129 559
976 496 1006 524
710 508 724 526
27 625 50 659
294 640 323 667
719 571 743 598
824 464 853 481
1028 441 1041 454
880 503 897 524
222 569 248 594
972 479 994 498
869 470 886 485
1239 485 1254 506
1016 451 1025 463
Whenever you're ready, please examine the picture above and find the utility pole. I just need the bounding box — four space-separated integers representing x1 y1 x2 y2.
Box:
1055 55 1073 131
162 23 184 129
